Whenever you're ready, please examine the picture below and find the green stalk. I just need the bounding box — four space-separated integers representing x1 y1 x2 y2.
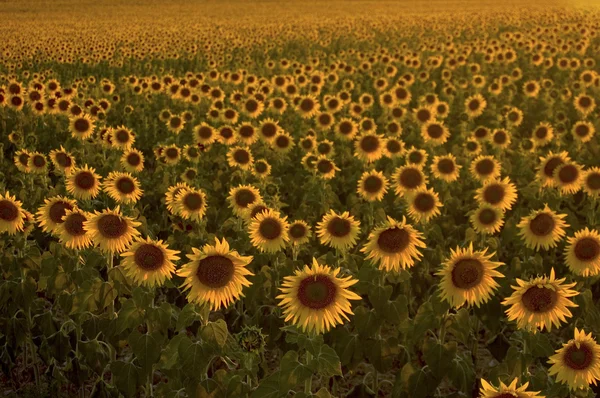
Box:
304 350 313 394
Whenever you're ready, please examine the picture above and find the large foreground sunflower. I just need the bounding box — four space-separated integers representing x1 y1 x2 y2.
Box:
517 204 569 251
479 378 544 398
85 207 141 253
548 328 600 390
361 216 426 272
503 269 579 332
316 210 361 251
178 238 253 310
437 243 504 308
121 238 179 287
564 228 600 276
277 258 361 334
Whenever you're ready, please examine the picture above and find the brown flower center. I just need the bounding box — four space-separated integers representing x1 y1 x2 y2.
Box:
115 129 129 143
574 238 600 261
55 152 72 167
363 176 383 193
259 218 282 240
587 173 600 190
451 258 483 289
183 193 203 211
134 244 165 271
521 285 557 313
64 213 86 236
327 217 351 237
377 227 410 253
475 158 495 176
289 223 307 239
558 164 578 184
427 124 444 139
234 189 256 208
116 178 136 194
483 184 505 205
196 255 235 288
74 118 90 133
437 159 455 174
127 153 141 166
233 149 250 164
97 214 128 239
297 274 337 309
529 213 555 236
317 159 334 174
75 171 96 190
478 208 497 225
399 168 423 189
544 157 564 178
0 200 19 222
563 343 594 370
414 193 435 212
49 201 74 224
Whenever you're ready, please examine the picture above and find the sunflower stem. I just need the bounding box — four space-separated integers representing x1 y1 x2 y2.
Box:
304 350 313 394
107 253 115 318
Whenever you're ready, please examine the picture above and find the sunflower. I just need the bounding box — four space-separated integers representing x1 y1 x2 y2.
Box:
194 123 217 146
69 114 95 140
405 147 429 169
406 187 443 223
49 146 76 174
537 151 571 188
383 138 405 159
162 145 181 165
245 202 269 221
421 121 449 145
258 118 280 143
465 138 482 157
470 155 501 183
277 258 361 334
357 170 388 202
430 154 461 182
227 146 254 171
165 182 191 214
272 132 295 154
228 185 262 217
517 205 569 251
36 196 77 234
0 192 25 235
13 149 31 173
102 172 143 204
288 220 311 246
181 168 197 184
470 205 505 235
548 328 600 390
479 378 544 398
121 238 179 287
572 121 595 144
335 118 358 140
392 165 428 196
111 126 136 150
475 177 518 211
315 156 340 180
361 216 426 272
554 162 583 195
503 268 578 332
178 238 253 310
316 140 335 158
574 93 596 116
248 209 290 253
85 207 141 253
28 152 48 174
531 122 554 148
437 243 504 308
583 167 600 197
316 210 361 251
174 188 208 222
66 166 102 200
465 94 487 118
491 129 511 149
564 228 600 276
55 208 93 250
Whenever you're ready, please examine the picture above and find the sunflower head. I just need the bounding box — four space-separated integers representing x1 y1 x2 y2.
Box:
437 243 504 308
277 258 361 334
503 269 579 332
357 170 389 202
316 210 361 251
85 207 142 253
178 238 253 310
0 192 26 235
479 378 544 398
248 209 290 253
549 328 600 391
517 204 569 251
565 228 600 276
121 238 179 287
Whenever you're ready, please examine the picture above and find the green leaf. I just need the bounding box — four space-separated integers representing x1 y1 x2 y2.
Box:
116 298 144 334
201 319 229 349
520 331 554 358
308 342 342 377
448 308 471 346
448 351 476 394
251 350 312 398
336 333 363 367
178 336 212 379
176 302 207 330
158 333 186 370
353 306 382 338
129 330 162 377
408 367 438 398
422 339 457 376
385 295 408 324
368 284 392 314
111 360 140 397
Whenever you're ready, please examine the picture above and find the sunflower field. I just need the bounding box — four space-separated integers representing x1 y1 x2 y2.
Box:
2 1 600 397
